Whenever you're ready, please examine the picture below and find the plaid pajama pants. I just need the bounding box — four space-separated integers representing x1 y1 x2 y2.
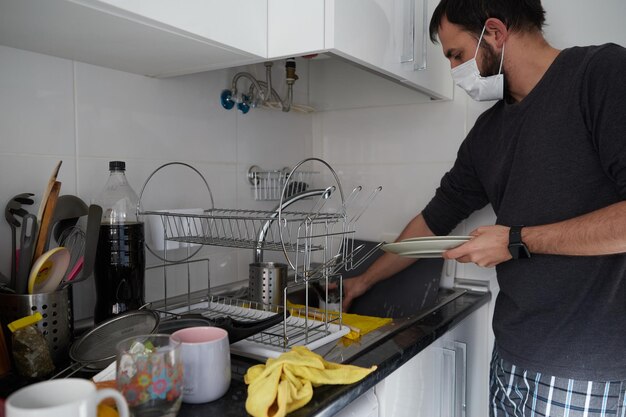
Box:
490 348 626 417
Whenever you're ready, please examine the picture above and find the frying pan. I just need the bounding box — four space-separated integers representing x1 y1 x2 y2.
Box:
157 310 289 343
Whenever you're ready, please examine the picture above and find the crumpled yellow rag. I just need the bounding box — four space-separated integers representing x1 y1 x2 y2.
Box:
244 346 376 417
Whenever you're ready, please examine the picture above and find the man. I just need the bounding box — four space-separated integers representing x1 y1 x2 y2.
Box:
341 0 626 415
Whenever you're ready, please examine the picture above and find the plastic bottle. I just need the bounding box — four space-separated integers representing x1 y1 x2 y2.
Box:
93 161 145 323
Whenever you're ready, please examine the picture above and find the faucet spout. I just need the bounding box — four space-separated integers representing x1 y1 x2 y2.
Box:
254 187 334 264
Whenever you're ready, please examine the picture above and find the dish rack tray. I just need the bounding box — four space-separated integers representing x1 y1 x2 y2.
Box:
141 207 344 254
167 295 349 359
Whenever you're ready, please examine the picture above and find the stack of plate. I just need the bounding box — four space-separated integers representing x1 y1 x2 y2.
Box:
382 236 471 258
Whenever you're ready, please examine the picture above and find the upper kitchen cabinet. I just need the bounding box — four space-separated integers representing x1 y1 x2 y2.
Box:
0 0 267 77
268 0 454 100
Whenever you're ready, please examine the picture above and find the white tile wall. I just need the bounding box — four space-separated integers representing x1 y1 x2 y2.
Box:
0 45 312 319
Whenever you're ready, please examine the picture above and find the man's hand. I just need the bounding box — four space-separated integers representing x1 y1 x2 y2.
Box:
328 275 373 312
443 225 511 267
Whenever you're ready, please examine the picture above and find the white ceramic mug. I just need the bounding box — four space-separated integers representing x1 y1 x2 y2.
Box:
170 326 231 404
5 378 129 417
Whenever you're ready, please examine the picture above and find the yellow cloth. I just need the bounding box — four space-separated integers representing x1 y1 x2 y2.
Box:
286 302 392 341
244 346 376 417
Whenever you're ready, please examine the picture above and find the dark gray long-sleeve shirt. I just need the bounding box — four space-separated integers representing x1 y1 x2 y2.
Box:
422 44 626 380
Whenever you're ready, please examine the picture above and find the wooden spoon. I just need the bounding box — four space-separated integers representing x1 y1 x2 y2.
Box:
36 160 62 222
32 181 61 264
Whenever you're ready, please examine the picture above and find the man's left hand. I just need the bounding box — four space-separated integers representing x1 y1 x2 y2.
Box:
442 225 512 267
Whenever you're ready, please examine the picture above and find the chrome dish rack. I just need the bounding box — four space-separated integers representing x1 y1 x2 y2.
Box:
139 158 382 357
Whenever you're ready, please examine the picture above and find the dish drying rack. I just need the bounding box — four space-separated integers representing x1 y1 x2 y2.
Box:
139 158 383 357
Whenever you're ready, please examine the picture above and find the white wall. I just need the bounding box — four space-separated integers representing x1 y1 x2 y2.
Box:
0 45 313 319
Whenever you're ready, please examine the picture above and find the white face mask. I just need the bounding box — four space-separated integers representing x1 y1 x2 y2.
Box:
451 25 505 101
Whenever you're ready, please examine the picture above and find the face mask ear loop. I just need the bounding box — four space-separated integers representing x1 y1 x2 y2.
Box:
497 42 505 75
474 25 488 59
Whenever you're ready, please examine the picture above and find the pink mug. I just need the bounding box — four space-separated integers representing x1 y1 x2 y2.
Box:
170 327 231 404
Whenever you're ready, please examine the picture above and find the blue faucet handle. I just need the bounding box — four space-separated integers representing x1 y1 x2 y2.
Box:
220 89 235 110
237 94 251 114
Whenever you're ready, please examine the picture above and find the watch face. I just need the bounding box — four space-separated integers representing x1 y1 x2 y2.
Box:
509 243 531 259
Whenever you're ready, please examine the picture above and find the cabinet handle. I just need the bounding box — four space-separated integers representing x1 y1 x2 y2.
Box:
400 0 415 63
414 0 428 71
443 341 467 417
441 348 456 417
400 0 428 71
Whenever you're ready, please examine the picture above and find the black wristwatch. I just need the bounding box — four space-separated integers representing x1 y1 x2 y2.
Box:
508 225 531 259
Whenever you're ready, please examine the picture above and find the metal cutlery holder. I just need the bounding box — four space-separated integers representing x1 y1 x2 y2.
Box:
139 158 383 354
249 262 288 306
0 287 73 366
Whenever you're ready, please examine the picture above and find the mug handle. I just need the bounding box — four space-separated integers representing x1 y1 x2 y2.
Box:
95 388 130 417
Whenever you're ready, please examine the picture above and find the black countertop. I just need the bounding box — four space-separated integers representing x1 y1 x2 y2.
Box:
177 289 490 417
0 289 490 416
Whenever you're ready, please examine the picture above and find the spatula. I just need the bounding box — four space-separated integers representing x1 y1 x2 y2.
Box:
4 193 35 289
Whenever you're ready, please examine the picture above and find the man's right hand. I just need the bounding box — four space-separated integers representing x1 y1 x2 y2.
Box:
330 212 435 311
340 275 372 312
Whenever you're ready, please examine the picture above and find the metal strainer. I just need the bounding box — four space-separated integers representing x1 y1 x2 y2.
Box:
52 309 160 378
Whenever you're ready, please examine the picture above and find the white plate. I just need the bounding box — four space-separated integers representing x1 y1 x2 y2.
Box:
390 250 445 258
382 236 470 257
402 235 471 242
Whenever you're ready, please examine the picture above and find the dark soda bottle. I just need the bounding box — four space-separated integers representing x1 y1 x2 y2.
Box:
93 161 145 323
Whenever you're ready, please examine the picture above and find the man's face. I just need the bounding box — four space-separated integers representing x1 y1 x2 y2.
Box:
438 16 501 76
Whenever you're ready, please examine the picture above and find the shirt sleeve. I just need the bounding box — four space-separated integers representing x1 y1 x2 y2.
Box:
422 134 489 236
582 43 626 197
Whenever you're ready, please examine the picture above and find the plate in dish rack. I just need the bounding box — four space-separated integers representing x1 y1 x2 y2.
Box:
382 236 471 258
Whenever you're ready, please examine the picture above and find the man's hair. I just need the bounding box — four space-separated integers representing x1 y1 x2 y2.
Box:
429 0 546 42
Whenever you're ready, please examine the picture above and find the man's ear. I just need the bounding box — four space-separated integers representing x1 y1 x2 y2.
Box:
484 17 508 48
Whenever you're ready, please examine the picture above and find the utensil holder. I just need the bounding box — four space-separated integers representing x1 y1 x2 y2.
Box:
0 287 73 366
248 262 288 306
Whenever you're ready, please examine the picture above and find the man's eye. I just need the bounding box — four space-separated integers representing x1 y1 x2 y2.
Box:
454 54 463 61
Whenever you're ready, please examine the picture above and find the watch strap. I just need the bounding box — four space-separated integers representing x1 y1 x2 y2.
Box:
508 225 531 259
509 225 523 245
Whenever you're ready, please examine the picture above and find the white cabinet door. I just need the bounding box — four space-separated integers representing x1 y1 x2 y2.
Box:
376 342 443 417
439 302 491 417
0 0 266 77
268 0 325 58
376 339 466 417
376 302 490 417
325 0 453 99
92 0 268 57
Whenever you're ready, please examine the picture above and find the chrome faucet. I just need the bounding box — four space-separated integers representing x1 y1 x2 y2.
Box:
254 187 334 264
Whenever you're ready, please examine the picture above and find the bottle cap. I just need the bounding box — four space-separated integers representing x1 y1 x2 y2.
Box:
109 161 126 171
8 312 43 333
